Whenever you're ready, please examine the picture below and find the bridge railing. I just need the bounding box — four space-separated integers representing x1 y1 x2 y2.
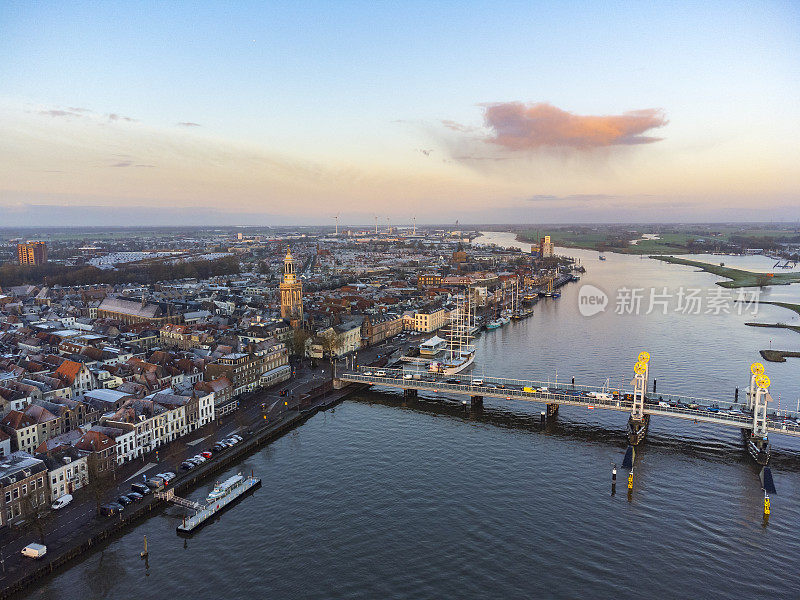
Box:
350 365 800 420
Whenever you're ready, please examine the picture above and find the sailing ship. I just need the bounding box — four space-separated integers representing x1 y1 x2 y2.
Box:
436 290 476 375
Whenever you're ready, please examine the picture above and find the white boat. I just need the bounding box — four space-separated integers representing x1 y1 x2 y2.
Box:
206 474 244 502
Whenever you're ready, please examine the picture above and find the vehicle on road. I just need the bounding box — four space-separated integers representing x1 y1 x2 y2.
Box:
363 371 373 376
146 477 165 490
472 378 484 386
403 373 413 379
100 502 124 516
21 543 47 559
52 494 73 510
375 370 387 377
131 482 151 495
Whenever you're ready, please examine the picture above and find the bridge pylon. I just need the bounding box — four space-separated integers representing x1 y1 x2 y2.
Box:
627 352 651 445
743 363 771 465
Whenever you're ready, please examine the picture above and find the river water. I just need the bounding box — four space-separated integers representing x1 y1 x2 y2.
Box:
29 232 800 600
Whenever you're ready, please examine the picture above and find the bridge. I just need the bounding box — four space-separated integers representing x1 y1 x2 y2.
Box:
338 355 800 464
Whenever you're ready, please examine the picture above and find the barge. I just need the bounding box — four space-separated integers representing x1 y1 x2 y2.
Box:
177 473 261 535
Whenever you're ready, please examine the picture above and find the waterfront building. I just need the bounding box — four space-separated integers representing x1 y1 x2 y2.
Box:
0 452 48 527
412 306 449 333
43 448 88 502
361 313 403 347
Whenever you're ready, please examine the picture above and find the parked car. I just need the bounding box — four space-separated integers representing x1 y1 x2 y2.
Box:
21 543 47 559
117 495 133 506
128 491 144 502
52 494 73 510
100 502 124 516
230 434 243 442
131 482 151 495
200 451 212 459
180 461 194 470
146 477 165 490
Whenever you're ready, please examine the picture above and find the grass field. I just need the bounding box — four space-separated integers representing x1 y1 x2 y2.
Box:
652 256 800 288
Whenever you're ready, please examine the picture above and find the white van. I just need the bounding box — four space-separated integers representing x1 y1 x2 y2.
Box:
52 494 73 510
21 543 47 559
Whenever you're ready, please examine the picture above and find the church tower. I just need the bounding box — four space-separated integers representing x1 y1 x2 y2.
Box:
280 246 303 326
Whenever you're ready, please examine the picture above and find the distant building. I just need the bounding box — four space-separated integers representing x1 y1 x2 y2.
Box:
279 247 303 327
17 241 48 266
540 236 554 258
417 273 442 288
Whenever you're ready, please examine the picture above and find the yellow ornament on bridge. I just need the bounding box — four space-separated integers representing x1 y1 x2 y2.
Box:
633 361 647 375
638 351 650 364
750 362 764 376
756 375 770 389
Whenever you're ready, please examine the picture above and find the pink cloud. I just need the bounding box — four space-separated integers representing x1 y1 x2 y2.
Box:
481 102 667 150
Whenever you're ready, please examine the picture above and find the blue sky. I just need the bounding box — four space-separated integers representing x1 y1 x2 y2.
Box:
1 1 798 225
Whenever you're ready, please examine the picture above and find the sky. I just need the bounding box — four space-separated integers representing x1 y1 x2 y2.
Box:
1 1 799 226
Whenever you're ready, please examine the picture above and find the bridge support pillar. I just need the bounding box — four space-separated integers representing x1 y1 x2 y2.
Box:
546 403 559 418
470 395 483 408
404 388 418 399
629 352 651 445
627 415 650 445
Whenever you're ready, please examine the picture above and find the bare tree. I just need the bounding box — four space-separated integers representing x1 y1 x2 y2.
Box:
20 494 53 545
85 453 115 514
318 330 342 363
289 328 311 357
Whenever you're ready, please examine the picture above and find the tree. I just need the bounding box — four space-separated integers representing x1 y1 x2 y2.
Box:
289 328 311 357
318 330 342 363
20 493 53 544
86 453 115 514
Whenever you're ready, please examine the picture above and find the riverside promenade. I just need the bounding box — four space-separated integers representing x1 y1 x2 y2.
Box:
0 375 366 600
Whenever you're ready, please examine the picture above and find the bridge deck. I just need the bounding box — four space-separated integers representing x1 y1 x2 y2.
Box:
340 368 800 439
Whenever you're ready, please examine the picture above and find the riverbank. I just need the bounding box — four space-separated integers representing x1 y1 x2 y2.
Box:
652 256 800 288
514 230 695 255
0 382 361 600
760 350 800 363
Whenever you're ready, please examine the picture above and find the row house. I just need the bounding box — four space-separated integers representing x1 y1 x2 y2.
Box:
0 452 48 527
43 448 89 502
361 313 403 347
205 352 265 397
195 376 234 419
102 394 186 459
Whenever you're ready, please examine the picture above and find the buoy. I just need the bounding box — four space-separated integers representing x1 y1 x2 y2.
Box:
764 493 771 516
627 470 634 490
540 410 546 422
612 465 617 481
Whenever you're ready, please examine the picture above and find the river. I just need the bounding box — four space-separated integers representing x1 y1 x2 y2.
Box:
27 232 800 600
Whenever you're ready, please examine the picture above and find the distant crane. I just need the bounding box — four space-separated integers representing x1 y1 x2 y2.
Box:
334 214 339 236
